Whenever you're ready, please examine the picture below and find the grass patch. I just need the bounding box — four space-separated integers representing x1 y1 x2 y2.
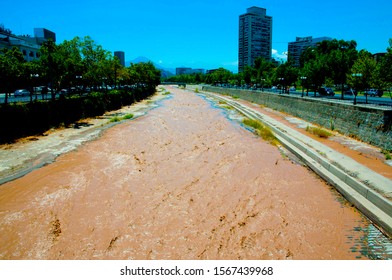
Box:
306 126 333 138
330 118 335 131
110 116 121 123
216 100 233 110
122 113 134 120
381 149 392 160
243 118 279 146
162 91 171 95
110 113 134 123
243 118 264 130
221 105 233 110
195 87 199 93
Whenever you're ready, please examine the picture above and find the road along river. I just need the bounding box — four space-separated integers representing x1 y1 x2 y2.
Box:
0 86 391 259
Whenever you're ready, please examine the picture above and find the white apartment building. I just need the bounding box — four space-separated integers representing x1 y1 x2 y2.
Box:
288 36 332 67
0 28 56 62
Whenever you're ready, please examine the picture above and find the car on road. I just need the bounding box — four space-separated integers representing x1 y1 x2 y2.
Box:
365 89 383 97
59 89 69 95
319 87 335 96
14 89 30 97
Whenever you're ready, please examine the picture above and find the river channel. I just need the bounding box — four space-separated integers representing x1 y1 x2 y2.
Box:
0 86 391 259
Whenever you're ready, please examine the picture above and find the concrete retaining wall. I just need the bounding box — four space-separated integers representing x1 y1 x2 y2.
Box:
202 86 392 150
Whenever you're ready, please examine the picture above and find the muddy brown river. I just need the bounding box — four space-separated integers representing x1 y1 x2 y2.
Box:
0 86 391 260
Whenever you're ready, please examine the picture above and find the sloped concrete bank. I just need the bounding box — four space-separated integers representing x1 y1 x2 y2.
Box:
202 86 392 150
201 90 392 238
0 90 171 185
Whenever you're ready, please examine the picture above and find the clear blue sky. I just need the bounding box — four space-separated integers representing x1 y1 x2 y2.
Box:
2 0 391 72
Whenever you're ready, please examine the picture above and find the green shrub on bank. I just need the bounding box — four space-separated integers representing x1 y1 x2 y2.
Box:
122 113 134 120
306 126 333 138
0 87 155 144
243 118 279 146
381 149 392 160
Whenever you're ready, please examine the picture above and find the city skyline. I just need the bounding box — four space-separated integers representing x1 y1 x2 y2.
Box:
2 0 391 72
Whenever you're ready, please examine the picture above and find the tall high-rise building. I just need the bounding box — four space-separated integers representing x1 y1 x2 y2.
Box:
288 36 332 67
238 6 272 73
114 51 125 67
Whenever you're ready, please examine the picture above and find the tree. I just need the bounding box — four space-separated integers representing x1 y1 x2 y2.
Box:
302 53 328 96
347 50 377 92
242 66 253 85
274 62 298 93
127 62 161 90
0 47 26 104
57 37 84 92
379 39 392 95
326 40 358 99
80 36 111 90
253 57 275 86
205 68 233 85
300 39 358 98
39 39 63 99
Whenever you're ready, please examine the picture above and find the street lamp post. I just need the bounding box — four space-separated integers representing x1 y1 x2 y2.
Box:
278 78 284 94
351 73 362 105
76 75 82 94
300 76 307 97
261 78 265 92
30 74 39 102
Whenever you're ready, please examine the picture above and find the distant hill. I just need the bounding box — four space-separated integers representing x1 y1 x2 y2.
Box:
126 57 174 78
127 56 152 65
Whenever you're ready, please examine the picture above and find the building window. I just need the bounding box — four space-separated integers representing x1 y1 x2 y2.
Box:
22 50 27 55
29 51 34 57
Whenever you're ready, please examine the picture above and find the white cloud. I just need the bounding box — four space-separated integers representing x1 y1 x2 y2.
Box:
272 49 288 61
223 60 239 66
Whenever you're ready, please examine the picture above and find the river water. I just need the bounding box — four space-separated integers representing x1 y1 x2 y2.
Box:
0 86 391 259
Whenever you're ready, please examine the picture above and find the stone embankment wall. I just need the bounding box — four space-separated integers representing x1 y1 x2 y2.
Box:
202 86 392 150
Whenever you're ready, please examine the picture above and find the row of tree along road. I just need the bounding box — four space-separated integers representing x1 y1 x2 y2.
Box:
0 36 161 143
0 36 161 104
165 39 392 100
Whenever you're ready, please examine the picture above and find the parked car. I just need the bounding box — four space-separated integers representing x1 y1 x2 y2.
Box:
319 87 335 96
344 88 357 95
58 89 69 95
14 89 30 97
365 89 383 97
